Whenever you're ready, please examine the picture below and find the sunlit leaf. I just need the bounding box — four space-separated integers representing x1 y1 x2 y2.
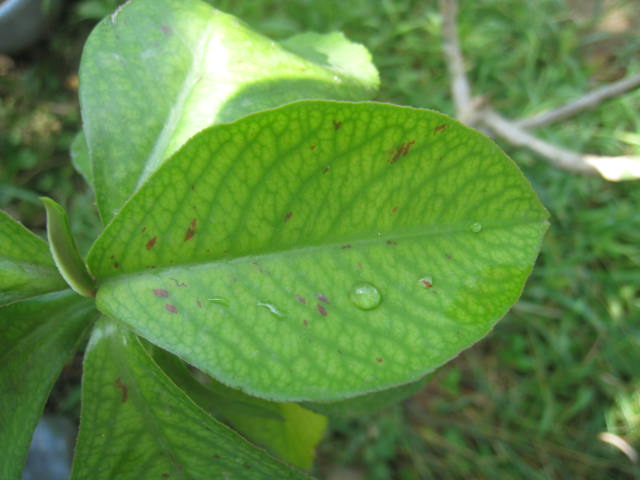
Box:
88 101 548 402
79 0 378 222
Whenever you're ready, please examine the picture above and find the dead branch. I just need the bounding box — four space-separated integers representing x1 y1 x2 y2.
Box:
439 0 640 181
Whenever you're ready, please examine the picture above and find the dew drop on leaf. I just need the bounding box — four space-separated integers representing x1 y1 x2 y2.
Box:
208 297 230 306
470 222 482 233
349 282 382 310
257 302 286 319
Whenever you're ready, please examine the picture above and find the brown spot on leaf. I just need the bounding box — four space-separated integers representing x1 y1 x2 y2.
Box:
341 244 352 249
386 240 398 246
421 279 433 288
162 474 169 479
284 211 293 222
160 25 173 35
113 262 119 269
184 218 197 241
141 226 146 233
391 207 398 214
376 357 384 363
316 293 329 304
303 319 309 326
296 295 307 304
434 123 448 134
322 166 330 174
310 145 316 150
197 300 202 308
317 304 328 316
243 464 252 470
332 120 342 130
153 288 169 297
115 378 128 403
213 454 221 459
388 140 416 164
165 304 177 314
146 236 157 250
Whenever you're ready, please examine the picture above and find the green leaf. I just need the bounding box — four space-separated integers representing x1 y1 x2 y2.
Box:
79 0 378 222
279 31 377 83
70 131 93 188
152 348 326 470
88 101 549 402
0 291 96 480
303 374 432 417
0 210 66 306
42 198 96 298
71 317 311 480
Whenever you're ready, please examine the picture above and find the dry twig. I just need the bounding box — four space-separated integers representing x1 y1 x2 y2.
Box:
439 0 640 181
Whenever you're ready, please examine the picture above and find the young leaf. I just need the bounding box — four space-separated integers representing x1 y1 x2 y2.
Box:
41 198 96 298
0 291 96 480
79 0 379 222
152 348 327 470
88 101 549 402
71 317 311 480
0 210 66 306
303 374 433 417
70 131 93 188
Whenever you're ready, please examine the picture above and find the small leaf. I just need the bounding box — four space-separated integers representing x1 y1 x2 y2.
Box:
41 198 96 298
303 375 432 417
70 131 93 188
0 291 96 480
79 0 379 222
0 210 66 306
89 101 548 402
152 348 326 470
280 31 377 86
71 318 312 480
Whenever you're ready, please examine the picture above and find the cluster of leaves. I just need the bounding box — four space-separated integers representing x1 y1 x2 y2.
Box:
1 0 547 478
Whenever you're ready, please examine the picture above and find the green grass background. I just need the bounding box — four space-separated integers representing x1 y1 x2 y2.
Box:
1 0 638 478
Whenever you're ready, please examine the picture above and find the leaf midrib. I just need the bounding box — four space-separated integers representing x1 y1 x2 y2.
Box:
96 216 546 283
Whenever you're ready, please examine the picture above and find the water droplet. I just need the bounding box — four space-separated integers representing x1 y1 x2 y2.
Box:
208 297 230 306
349 282 382 310
257 302 286 319
419 276 433 288
470 222 482 233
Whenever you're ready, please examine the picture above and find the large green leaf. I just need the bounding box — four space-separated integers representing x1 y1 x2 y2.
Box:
79 0 378 222
0 210 66 306
0 291 96 480
88 101 549 401
152 347 326 470
71 317 311 480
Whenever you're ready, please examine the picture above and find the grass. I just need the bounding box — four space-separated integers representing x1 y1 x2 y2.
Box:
2 0 639 478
